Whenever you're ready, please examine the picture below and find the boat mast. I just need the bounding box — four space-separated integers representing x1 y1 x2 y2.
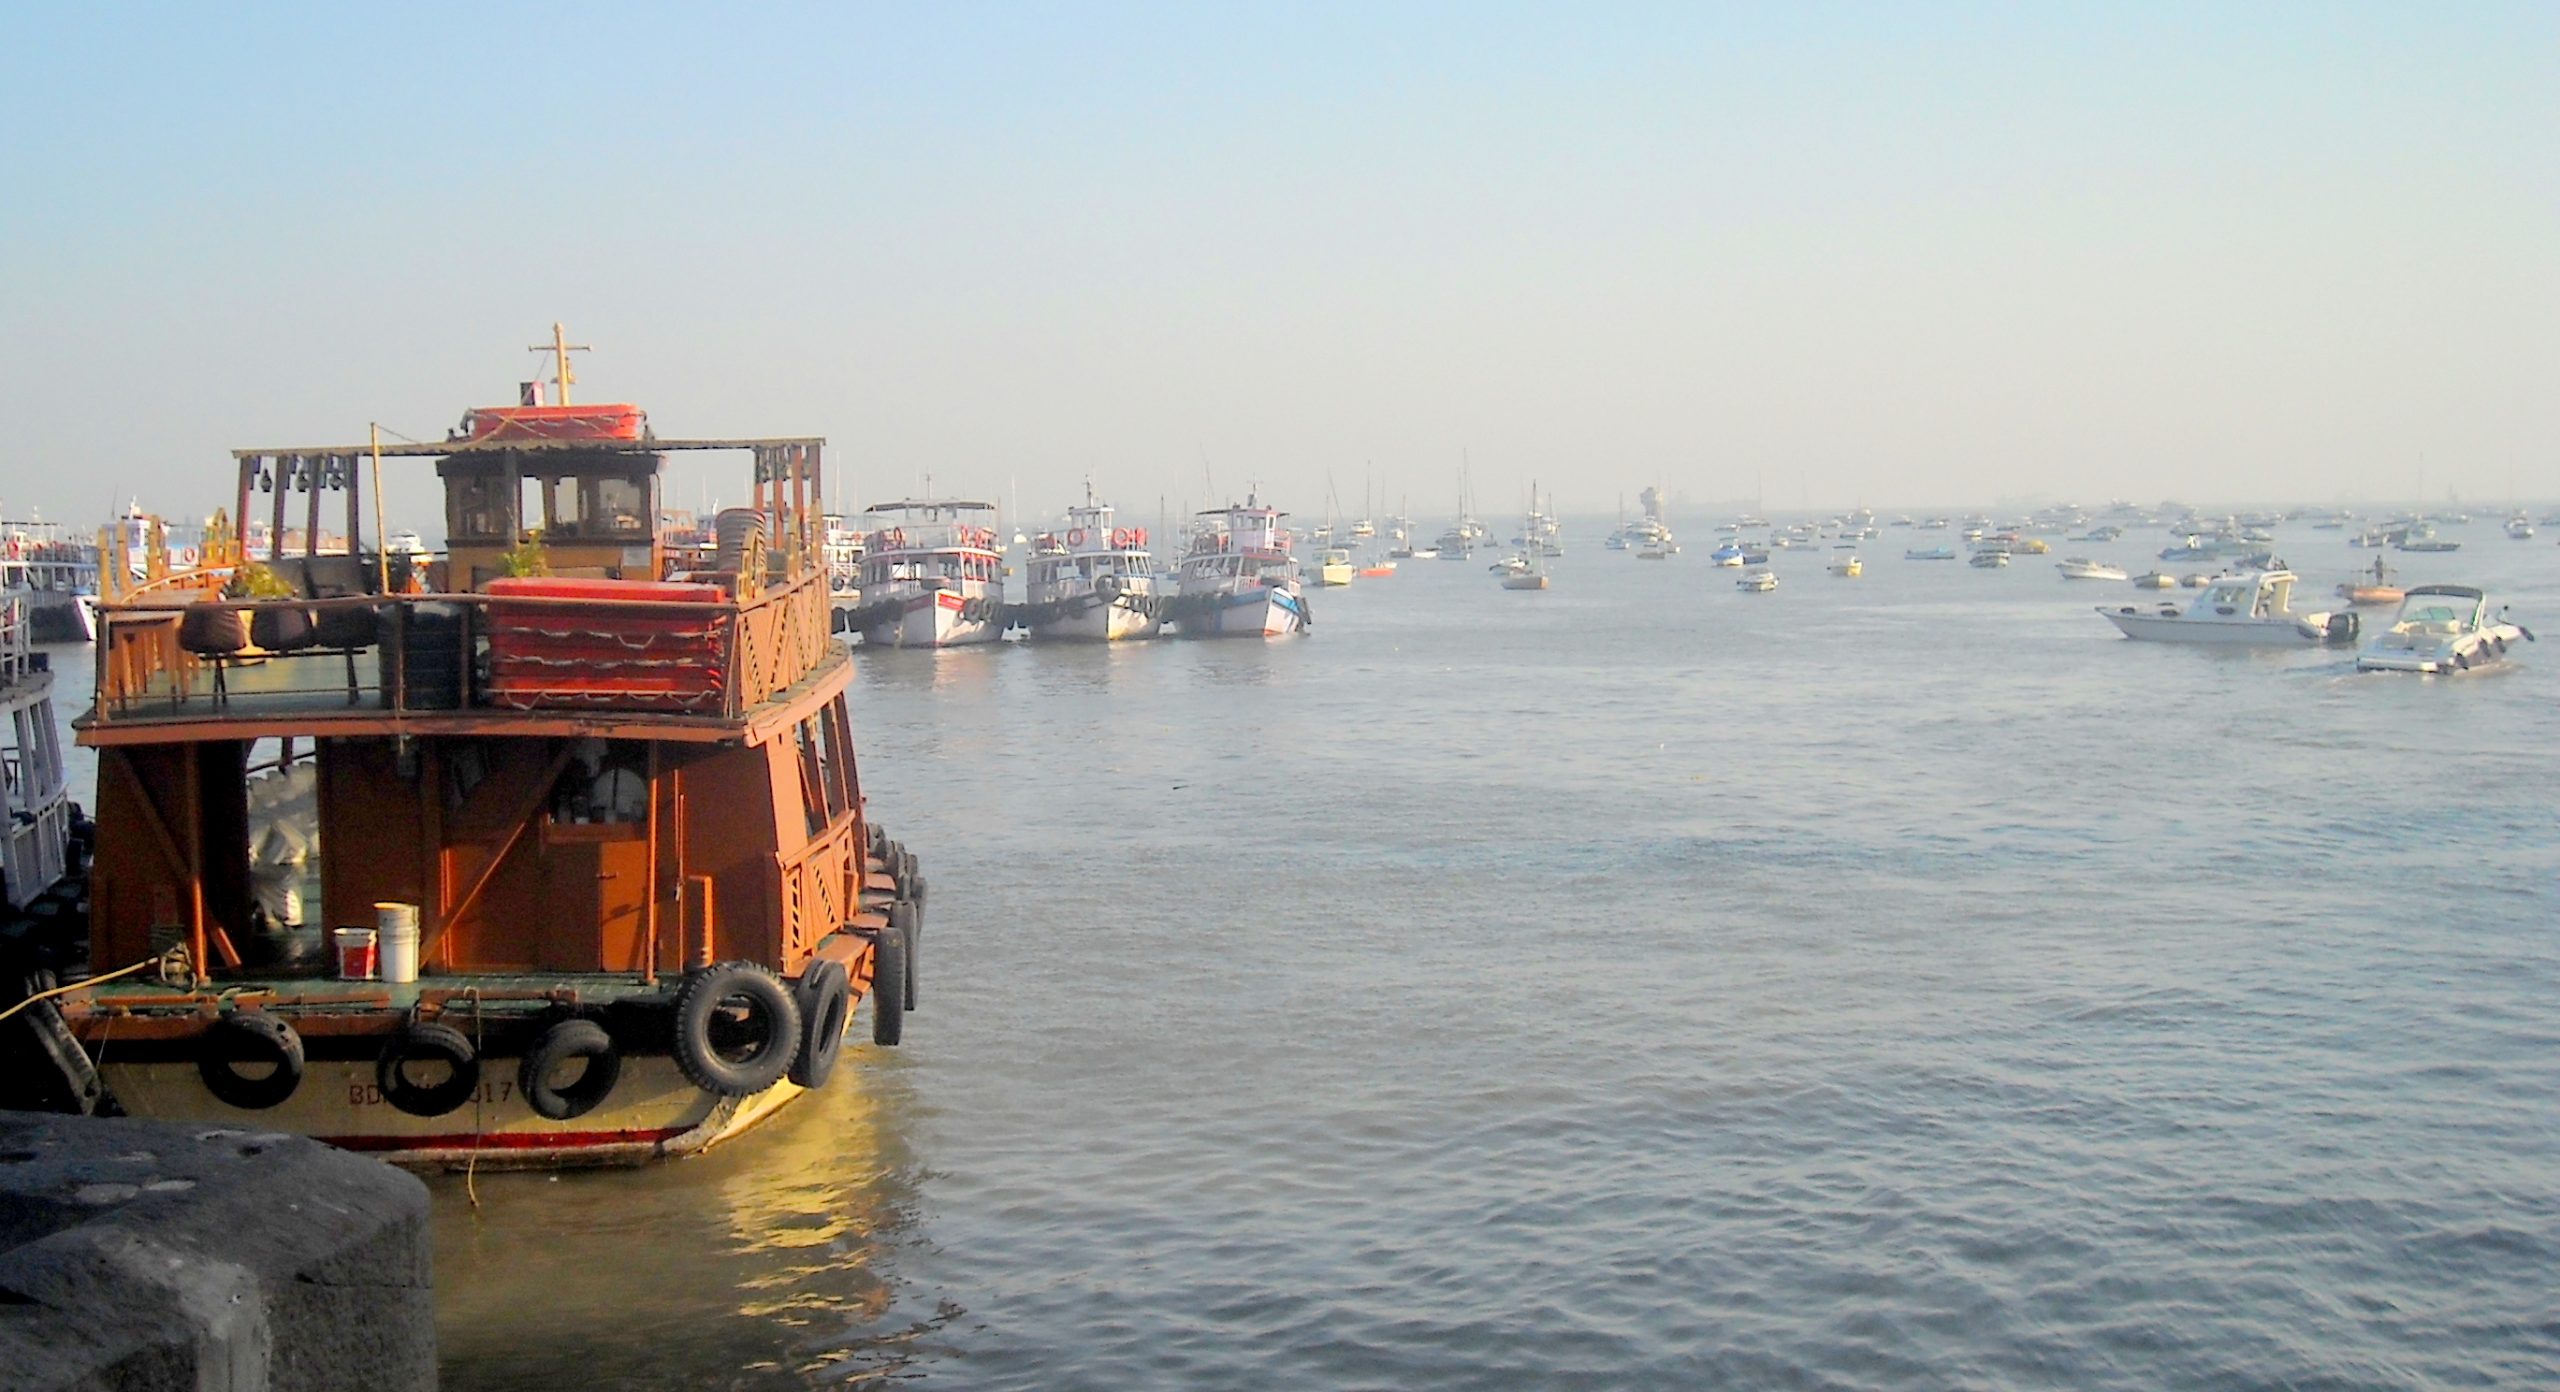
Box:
529 322 590 405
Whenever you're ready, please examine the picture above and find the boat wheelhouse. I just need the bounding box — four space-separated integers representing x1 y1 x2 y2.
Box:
26 342 922 1169
1024 490 1164 641
1173 497 1308 638
852 499 1005 648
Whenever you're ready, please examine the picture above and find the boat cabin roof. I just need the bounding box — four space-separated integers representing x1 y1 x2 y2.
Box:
864 498 996 514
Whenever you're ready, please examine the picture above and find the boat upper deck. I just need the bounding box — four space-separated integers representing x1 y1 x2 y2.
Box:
80 428 842 746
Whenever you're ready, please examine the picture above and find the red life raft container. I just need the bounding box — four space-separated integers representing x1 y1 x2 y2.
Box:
463 403 648 444
482 578 728 712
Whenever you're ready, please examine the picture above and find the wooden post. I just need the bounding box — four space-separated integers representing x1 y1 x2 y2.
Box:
640 745 660 985
304 453 323 559
269 455 292 562
685 874 715 969
235 457 256 568
183 751 207 987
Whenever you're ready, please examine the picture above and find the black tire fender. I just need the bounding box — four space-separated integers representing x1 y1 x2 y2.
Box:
518 1017 621 1121
199 1011 305 1111
787 959 852 1089
673 962 801 1096
377 1020 479 1118
870 929 906 1047
889 901 920 1013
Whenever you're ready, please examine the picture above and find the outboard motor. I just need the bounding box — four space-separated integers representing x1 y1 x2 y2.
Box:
2321 612 2360 644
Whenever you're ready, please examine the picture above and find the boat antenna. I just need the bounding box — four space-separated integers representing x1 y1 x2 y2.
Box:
528 322 590 405
370 423 389 594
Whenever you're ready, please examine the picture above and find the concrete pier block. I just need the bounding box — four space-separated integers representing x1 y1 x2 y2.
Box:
0 1114 434 1391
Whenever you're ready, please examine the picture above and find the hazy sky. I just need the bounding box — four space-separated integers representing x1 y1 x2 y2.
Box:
3 3 2553 533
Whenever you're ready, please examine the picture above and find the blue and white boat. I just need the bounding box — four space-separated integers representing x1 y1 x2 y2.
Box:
1173 495 1310 638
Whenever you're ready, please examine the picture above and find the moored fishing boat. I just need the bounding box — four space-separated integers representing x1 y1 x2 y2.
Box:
852 499 1006 647
1 518 99 644
1023 488 1164 641
1172 496 1309 637
12 338 924 1169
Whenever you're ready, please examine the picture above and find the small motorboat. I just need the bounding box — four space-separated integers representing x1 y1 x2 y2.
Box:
1969 550 2009 569
2132 571 2177 589
1827 555 1862 578
2506 516 2535 540
2099 570 2358 645
1904 546 1958 561
1709 543 1745 567
2055 557 2128 581
1737 569 1778 592
2358 585 2530 673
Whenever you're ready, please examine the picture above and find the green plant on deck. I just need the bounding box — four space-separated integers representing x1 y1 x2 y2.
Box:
222 560 294 600
502 528 553 578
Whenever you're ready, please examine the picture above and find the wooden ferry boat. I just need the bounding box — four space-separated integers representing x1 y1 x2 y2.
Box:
9 339 926 1168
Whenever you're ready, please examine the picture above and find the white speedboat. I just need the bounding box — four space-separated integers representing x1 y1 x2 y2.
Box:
2506 516 2535 540
1024 489 1164 641
856 498 1007 647
1737 569 1777 592
1173 495 1310 638
2099 570 2358 645
1969 550 2009 569
2357 585 2531 673
2055 557 2128 581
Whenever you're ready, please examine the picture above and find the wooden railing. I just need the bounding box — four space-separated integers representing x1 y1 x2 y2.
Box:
89 572 836 728
775 812 863 969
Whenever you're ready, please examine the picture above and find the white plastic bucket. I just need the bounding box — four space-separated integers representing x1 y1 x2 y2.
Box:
333 927 378 981
376 902 421 984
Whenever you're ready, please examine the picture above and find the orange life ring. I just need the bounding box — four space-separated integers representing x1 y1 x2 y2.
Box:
1067 528 1088 546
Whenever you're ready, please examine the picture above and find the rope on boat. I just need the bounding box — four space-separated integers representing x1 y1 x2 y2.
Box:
0 949 185 1026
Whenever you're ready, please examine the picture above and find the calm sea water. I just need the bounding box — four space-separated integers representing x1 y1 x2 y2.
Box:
56 520 2560 1388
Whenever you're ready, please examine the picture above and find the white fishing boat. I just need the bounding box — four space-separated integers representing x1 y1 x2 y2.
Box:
1024 489 1164 641
820 513 865 614
1969 550 2009 569
856 498 1007 648
1173 495 1310 638
1737 569 1777 592
1637 538 1672 560
2357 586 2531 673
2099 570 2358 645
2055 557 2128 581
1310 546 1356 587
